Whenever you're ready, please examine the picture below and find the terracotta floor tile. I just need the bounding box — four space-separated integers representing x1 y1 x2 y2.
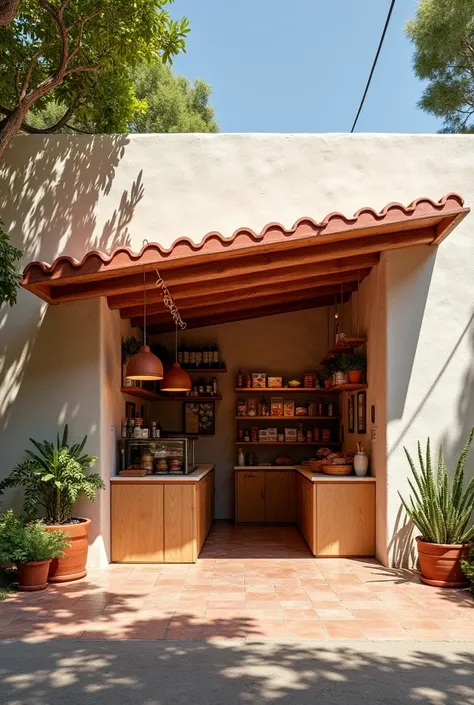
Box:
316 608 355 621
286 621 326 639
322 621 365 640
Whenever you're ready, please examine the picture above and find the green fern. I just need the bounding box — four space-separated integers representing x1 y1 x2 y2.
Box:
0 425 104 525
399 428 474 544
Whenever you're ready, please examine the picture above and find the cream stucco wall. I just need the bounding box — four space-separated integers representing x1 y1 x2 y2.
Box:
1 133 473 567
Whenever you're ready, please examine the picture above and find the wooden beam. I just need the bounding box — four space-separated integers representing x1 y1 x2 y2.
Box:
118 269 371 320
131 283 359 328
108 253 378 310
146 293 352 334
47 228 433 304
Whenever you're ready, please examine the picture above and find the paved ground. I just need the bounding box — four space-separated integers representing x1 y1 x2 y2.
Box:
1 640 473 704
1 525 473 641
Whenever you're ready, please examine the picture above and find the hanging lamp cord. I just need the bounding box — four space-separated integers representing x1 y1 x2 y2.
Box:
155 268 187 330
143 268 147 345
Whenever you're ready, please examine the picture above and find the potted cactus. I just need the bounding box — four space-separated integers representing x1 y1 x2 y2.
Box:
0 426 104 583
399 428 474 587
0 510 70 591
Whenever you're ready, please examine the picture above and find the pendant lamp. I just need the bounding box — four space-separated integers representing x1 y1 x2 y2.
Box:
126 271 163 381
161 323 192 392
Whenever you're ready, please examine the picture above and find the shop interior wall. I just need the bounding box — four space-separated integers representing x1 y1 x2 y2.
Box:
149 306 330 520
341 262 388 565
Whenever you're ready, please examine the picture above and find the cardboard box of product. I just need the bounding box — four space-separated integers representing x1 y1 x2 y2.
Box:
267 428 278 441
284 427 297 442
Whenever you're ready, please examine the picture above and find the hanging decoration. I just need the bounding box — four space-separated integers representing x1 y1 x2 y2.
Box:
157 268 192 392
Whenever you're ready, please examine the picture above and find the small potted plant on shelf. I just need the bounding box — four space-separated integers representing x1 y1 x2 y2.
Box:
0 510 70 591
0 425 104 583
342 352 366 384
399 428 474 587
321 359 339 388
122 336 141 386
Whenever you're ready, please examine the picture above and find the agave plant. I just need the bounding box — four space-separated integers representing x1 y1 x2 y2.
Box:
399 428 474 545
0 425 104 525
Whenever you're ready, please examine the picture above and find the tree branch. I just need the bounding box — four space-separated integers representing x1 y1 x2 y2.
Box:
0 0 20 26
0 101 78 133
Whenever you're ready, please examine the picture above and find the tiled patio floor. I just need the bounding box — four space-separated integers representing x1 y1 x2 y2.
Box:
1 524 473 641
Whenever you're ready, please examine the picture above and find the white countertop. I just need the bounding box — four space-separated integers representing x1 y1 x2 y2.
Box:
111 464 214 483
234 465 375 482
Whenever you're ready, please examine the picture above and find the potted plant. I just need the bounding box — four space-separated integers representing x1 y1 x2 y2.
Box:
461 549 474 595
342 352 366 384
321 359 339 388
0 510 70 591
122 336 141 386
399 428 474 587
0 425 104 583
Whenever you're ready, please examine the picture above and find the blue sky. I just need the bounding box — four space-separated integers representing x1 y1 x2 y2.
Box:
172 0 441 133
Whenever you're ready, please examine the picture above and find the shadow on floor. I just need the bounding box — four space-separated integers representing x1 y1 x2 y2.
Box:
0 639 473 705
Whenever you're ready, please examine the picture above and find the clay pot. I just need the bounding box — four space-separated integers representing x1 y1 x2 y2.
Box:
17 560 51 591
45 518 91 583
347 370 363 384
416 537 473 588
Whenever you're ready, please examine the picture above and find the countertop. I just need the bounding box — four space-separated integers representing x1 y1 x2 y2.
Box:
234 465 376 483
111 464 214 483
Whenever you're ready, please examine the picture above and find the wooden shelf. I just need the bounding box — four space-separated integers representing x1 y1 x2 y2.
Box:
120 388 222 402
234 416 339 420
320 337 367 364
235 441 341 446
157 394 222 401
235 387 330 393
183 368 227 374
325 383 367 394
121 386 160 401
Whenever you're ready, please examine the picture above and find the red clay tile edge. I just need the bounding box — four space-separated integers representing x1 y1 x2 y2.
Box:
22 193 468 282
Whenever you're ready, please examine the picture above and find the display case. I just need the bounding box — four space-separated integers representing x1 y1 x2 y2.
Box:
118 437 196 475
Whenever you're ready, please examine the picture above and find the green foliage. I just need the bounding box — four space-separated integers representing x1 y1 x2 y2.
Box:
0 0 190 135
29 61 218 134
0 221 22 306
0 425 104 525
406 0 474 132
321 358 340 379
0 510 70 564
0 570 17 601
461 548 474 595
399 428 474 544
122 336 141 362
340 352 367 372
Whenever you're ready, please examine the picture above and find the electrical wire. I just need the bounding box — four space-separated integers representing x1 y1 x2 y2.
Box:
350 0 396 133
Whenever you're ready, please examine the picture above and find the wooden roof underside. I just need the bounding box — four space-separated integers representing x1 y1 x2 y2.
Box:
21 194 469 333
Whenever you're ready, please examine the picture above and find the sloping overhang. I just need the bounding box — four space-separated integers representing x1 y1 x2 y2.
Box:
21 193 469 332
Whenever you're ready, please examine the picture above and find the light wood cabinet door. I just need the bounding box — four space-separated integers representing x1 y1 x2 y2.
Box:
316 483 375 557
164 484 197 563
236 471 265 523
303 478 316 554
296 473 304 533
206 470 214 535
111 483 164 563
265 471 295 523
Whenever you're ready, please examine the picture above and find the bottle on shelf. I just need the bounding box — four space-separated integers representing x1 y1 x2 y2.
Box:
205 379 212 395
177 346 184 365
244 428 250 442
245 372 252 388
212 377 218 396
183 344 189 368
212 343 219 367
328 401 334 417
189 346 196 368
203 345 209 367
237 448 245 466
318 398 325 416
236 369 243 388
121 419 128 438
195 345 203 368
297 423 304 442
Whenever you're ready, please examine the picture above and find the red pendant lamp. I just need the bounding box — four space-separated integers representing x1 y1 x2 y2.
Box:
161 323 192 392
126 271 163 381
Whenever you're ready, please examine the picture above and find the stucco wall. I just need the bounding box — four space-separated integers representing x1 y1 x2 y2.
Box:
1 133 473 567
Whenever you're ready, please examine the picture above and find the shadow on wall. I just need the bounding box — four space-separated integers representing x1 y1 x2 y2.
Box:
0 135 144 456
0 639 472 705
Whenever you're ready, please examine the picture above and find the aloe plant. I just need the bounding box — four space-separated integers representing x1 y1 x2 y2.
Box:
399 428 474 545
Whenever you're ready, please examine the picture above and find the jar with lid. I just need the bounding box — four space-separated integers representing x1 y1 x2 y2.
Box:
237 398 247 416
134 419 142 438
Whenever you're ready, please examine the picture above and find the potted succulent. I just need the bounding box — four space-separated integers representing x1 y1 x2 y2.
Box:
342 352 366 384
399 428 474 587
122 336 141 386
0 510 70 591
0 425 104 583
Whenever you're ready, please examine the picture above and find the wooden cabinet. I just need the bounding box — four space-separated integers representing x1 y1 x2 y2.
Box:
265 471 295 523
316 483 375 557
111 483 164 563
302 477 316 554
163 484 196 563
197 469 214 553
235 471 265 523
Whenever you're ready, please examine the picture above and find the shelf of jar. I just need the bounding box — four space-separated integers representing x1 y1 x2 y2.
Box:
235 384 367 394
320 337 367 364
182 368 227 374
120 388 222 401
234 441 341 446
326 383 367 393
234 416 339 420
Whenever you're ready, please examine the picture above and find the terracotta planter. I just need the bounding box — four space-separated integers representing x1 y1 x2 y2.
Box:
17 559 51 591
416 537 473 588
45 517 91 583
347 369 363 384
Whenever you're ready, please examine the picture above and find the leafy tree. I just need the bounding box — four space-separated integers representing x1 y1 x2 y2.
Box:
29 61 218 134
0 222 22 306
407 0 474 132
0 0 189 158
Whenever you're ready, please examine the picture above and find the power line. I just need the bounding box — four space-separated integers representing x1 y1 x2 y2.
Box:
351 0 396 133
